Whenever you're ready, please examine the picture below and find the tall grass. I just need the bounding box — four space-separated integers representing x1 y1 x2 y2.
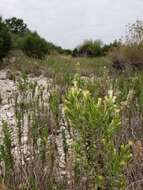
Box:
1 54 143 189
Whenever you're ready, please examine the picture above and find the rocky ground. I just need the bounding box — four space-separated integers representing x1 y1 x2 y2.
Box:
0 69 49 138
0 69 71 180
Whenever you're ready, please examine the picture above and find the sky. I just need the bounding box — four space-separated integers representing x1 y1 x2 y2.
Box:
0 0 143 49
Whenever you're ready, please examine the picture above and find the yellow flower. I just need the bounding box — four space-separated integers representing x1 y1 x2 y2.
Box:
97 98 102 106
113 148 117 154
108 89 113 97
98 175 104 180
82 90 90 98
73 80 78 88
76 62 80 66
121 144 125 149
120 160 126 166
102 138 106 144
128 140 133 146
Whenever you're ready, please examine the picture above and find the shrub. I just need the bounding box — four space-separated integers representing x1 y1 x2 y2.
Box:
103 40 121 55
74 40 104 57
111 47 127 70
21 32 48 59
64 76 132 189
72 48 79 57
9 33 24 49
122 43 143 68
111 20 143 70
126 20 143 44
0 17 11 60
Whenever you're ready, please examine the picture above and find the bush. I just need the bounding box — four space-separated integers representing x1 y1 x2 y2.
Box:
0 17 11 60
103 40 121 55
72 48 79 57
21 32 48 59
74 40 104 57
111 44 143 70
64 76 131 189
122 43 143 68
111 20 143 70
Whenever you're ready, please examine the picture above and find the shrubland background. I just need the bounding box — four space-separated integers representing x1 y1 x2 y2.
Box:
0 16 143 190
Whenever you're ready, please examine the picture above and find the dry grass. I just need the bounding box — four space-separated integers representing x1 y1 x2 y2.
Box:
2 50 111 78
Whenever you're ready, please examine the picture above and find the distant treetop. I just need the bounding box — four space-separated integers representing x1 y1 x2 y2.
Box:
5 17 29 35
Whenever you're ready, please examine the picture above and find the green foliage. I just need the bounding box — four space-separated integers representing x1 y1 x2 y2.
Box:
1 14 143 190
21 32 48 59
74 40 104 57
49 90 60 123
103 40 121 54
72 48 79 57
0 17 11 60
0 121 13 171
5 17 29 35
64 77 132 189
3 16 70 55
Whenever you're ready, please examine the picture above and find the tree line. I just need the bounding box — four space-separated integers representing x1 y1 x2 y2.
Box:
1 16 143 70
0 16 72 60
0 16 121 61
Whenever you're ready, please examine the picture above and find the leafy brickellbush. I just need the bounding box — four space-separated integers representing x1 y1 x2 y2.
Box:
64 76 132 190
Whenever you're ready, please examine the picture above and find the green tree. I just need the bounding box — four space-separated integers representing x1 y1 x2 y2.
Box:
5 17 29 35
103 40 121 54
0 17 11 60
21 32 48 59
72 48 79 57
77 39 104 57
